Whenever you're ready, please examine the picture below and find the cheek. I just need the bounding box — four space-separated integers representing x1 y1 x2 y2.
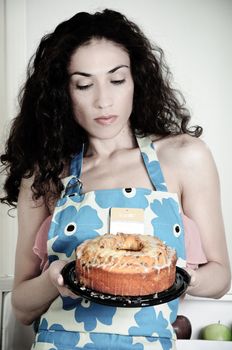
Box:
120 87 134 114
71 98 89 124
125 82 134 104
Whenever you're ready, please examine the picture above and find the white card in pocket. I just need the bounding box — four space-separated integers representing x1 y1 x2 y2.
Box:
110 208 144 234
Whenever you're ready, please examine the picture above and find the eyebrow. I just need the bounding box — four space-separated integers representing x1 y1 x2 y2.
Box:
70 64 129 77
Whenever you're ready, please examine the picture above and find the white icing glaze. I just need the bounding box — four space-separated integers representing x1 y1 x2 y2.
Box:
76 233 176 272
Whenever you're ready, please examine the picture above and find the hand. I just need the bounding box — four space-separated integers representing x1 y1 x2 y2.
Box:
48 260 78 299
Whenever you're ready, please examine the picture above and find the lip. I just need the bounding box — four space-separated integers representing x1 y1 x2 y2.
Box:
94 115 118 125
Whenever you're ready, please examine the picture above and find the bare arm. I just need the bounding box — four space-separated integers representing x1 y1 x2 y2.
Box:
180 137 231 298
12 177 74 325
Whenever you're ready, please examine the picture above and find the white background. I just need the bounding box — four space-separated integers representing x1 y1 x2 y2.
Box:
0 0 232 282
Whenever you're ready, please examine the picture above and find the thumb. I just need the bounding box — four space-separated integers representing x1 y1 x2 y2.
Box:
49 260 68 287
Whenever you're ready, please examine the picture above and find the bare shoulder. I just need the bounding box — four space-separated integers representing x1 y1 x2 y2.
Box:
152 134 219 197
154 134 215 171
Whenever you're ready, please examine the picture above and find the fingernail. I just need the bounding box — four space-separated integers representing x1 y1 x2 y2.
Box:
58 275 63 286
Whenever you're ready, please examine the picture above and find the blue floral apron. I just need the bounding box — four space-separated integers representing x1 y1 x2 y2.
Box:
32 135 185 350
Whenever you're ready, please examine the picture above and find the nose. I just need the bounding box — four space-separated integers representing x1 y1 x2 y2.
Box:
94 84 113 109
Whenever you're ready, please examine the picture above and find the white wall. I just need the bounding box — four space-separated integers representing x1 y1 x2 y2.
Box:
0 0 232 279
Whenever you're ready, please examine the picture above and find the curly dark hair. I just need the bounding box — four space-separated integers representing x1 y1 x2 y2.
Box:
0 9 202 207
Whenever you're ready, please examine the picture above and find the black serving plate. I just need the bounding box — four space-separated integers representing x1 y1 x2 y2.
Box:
61 261 190 308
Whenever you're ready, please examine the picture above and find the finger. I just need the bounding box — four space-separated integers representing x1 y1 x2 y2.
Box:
49 260 68 287
57 274 64 286
58 286 79 299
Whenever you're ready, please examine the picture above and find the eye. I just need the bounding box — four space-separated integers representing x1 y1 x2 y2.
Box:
173 224 181 237
64 222 77 235
76 84 93 90
111 79 125 85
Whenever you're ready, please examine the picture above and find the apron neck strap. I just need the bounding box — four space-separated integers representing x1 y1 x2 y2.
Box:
70 144 84 178
136 135 167 192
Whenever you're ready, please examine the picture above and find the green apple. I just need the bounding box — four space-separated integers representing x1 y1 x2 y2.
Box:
201 322 231 341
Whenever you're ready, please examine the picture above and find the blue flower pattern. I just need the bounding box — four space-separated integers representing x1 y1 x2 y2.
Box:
36 318 80 349
150 198 185 259
129 307 172 339
49 205 103 257
168 299 179 324
75 300 116 331
62 296 117 331
83 333 144 350
34 136 185 350
141 151 167 191
95 188 151 209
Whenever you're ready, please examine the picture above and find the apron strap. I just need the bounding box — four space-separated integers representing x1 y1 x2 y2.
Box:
62 145 84 197
136 135 168 192
70 145 84 177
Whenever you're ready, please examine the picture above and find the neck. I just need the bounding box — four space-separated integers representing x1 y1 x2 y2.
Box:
85 128 136 158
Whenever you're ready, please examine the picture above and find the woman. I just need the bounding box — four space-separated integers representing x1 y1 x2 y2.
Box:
1 9 230 350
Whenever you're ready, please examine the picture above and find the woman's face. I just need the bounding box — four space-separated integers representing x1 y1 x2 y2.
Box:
68 39 134 139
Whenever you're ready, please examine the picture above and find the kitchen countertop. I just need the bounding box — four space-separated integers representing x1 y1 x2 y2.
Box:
176 340 232 349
